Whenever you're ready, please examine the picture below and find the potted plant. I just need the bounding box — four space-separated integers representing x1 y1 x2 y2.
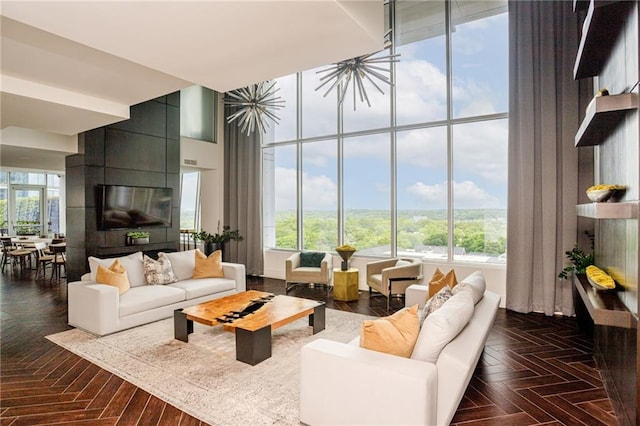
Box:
126 231 149 246
558 231 594 279
192 222 243 255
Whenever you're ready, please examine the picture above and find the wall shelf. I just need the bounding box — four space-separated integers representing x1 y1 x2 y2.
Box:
574 93 638 147
573 274 635 328
576 201 639 219
573 1 630 79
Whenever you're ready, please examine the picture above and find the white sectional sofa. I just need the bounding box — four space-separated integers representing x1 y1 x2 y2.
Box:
68 250 246 336
300 271 500 426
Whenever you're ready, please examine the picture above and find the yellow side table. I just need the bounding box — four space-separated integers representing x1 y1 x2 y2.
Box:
333 268 359 302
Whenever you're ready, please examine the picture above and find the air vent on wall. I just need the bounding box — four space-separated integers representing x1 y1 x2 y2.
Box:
184 159 198 166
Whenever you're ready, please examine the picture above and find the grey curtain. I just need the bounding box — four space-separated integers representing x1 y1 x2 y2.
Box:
506 0 591 315
223 109 264 276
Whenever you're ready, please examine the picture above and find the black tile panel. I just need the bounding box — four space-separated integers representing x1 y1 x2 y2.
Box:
65 207 86 248
166 138 180 174
65 153 85 168
65 166 85 208
82 128 106 166
109 101 167 138
166 91 180 107
104 169 167 188
66 246 88 282
167 105 180 141
105 129 167 172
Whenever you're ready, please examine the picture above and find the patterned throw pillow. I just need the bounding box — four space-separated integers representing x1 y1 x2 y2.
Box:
421 286 453 326
143 254 178 285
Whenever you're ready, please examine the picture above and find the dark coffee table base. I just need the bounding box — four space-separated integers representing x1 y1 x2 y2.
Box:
174 304 326 365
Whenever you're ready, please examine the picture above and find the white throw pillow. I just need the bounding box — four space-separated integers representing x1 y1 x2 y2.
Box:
411 290 474 363
161 249 197 281
395 259 411 267
452 271 486 304
89 252 145 287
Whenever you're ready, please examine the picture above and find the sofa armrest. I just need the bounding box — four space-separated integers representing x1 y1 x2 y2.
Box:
406 284 429 309
67 280 120 336
300 339 437 425
221 262 246 292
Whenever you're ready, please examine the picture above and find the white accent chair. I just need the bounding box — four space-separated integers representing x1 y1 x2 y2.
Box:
285 252 332 293
366 257 423 309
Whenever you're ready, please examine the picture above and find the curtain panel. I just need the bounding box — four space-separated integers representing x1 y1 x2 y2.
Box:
223 109 264 276
506 0 591 316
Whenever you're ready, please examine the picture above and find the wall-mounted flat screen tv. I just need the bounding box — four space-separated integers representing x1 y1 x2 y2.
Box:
99 185 173 230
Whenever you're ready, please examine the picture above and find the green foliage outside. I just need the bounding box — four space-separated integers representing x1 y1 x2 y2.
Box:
0 199 6 230
276 209 507 257
1 196 42 234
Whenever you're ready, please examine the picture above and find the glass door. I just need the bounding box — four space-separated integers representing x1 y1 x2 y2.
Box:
11 186 45 236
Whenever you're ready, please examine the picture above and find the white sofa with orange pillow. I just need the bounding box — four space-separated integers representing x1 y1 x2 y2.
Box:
68 249 246 336
299 271 500 426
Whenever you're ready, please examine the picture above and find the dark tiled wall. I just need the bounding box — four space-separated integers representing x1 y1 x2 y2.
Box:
65 93 181 281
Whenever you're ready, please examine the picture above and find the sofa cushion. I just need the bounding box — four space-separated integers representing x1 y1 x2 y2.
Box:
360 305 420 358
411 290 474 363
169 277 236 299
429 268 457 298
193 249 224 278
421 286 453 325
300 252 325 267
162 249 196 281
89 252 145 287
143 254 178 285
95 260 130 295
119 285 186 317
453 271 486 304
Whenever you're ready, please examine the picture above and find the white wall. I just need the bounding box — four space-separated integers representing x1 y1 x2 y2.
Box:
264 248 507 307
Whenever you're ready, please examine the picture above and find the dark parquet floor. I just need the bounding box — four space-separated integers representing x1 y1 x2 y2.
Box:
0 269 619 425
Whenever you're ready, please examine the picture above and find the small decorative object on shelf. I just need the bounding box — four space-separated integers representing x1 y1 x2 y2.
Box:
585 265 616 291
586 184 626 202
335 245 356 271
558 231 594 279
126 231 149 246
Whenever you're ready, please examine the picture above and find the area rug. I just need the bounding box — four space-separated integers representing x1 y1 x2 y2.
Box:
46 309 372 425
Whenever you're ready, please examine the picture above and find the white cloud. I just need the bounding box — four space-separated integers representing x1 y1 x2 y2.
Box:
453 119 508 184
453 180 500 208
406 180 500 209
407 181 446 205
274 167 337 211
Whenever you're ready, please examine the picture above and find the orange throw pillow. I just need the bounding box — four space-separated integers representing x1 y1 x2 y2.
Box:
360 305 420 358
96 259 130 295
428 268 458 298
192 249 224 279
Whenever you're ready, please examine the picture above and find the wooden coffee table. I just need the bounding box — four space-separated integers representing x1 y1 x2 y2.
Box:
174 290 325 365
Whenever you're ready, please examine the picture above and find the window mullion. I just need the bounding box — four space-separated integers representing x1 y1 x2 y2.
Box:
445 0 454 263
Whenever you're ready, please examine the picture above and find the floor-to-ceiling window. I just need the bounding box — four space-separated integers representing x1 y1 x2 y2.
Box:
262 0 508 263
0 170 64 237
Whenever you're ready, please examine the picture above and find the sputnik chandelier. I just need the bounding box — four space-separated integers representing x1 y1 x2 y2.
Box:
225 81 285 135
315 29 399 110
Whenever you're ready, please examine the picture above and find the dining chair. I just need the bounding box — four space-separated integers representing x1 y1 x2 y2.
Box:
50 243 66 283
34 242 54 281
1 238 17 272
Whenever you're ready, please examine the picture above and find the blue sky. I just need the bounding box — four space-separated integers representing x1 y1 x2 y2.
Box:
267 9 509 212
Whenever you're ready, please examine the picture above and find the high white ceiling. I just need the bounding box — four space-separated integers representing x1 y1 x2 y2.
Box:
0 0 383 168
